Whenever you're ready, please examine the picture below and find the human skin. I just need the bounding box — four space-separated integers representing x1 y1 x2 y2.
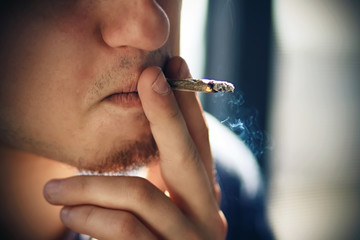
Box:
0 0 227 239
0 0 178 171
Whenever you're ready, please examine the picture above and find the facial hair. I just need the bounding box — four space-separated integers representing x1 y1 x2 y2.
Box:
77 133 160 174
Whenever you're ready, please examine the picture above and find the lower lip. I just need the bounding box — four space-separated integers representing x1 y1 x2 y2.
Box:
104 93 142 108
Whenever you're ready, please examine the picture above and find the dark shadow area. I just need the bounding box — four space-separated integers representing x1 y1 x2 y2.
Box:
203 0 273 174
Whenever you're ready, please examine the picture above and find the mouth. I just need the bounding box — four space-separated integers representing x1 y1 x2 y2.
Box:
104 91 142 108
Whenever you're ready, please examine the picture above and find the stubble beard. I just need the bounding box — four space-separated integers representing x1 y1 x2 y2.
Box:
77 133 160 175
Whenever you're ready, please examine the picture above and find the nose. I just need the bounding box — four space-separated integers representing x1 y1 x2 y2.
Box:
99 0 170 51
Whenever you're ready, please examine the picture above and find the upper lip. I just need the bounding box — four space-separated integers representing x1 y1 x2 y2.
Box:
97 49 168 102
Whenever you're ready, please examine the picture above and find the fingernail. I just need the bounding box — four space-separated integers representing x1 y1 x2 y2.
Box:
152 70 170 95
60 207 71 219
44 179 61 200
60 207 73 224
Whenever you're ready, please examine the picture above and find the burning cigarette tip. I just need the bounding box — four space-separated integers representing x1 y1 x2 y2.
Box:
167 78 235 93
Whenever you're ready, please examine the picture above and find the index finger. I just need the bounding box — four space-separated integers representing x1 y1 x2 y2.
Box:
165 57 215 187
137 66 218 222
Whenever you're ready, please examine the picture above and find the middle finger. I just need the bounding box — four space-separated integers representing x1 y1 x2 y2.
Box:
44 176 193 239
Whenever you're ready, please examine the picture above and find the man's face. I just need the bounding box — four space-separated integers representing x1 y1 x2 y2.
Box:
0 0 182 172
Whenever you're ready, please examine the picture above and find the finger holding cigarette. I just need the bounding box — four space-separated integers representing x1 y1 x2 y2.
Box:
167 78 235 93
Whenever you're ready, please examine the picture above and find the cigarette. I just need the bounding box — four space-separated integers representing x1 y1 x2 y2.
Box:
167 78 235 93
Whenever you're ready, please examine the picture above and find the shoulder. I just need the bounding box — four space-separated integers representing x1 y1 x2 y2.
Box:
205 113 274 240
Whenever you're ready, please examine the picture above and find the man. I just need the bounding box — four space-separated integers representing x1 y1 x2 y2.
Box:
0 1 272 239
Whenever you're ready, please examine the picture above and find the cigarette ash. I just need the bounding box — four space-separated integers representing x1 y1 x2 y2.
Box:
209 80 235 93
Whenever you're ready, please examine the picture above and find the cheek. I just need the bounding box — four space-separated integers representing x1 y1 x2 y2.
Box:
0 12 94 149
0 8 98 107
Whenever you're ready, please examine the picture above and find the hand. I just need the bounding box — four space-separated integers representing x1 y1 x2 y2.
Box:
43 57 227 240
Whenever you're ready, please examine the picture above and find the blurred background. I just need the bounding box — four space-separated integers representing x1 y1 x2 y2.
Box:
180 0 360 239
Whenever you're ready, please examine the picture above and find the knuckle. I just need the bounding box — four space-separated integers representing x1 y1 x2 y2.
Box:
166 105 181 121
75 176 90 193
130 177 155 204
199 211 228 240
179 144 201 169
83 206 97 227
112 212 142 238
213 212 228 240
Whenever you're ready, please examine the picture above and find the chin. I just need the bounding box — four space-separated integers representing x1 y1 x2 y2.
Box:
68 129 159 174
